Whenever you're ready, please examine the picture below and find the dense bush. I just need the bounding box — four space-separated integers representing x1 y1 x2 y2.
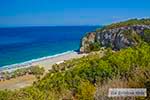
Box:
89 42 101 51
29 65 45 78
143 29 150 43
104 18 150 29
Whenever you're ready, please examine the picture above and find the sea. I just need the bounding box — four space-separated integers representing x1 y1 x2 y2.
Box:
0 26 99 69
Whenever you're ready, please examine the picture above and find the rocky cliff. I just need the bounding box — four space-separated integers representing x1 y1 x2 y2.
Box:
80 19 150 53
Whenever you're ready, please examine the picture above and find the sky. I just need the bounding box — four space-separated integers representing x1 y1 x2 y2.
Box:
0 0 150 27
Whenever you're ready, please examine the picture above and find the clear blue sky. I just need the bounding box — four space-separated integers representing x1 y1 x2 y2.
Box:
0 0 150 27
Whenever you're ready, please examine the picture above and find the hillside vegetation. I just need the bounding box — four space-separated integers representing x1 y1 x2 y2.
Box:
103 18 150 29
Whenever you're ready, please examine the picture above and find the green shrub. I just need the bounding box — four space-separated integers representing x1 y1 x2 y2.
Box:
29 66 45 76
143 29 150 43
89 42 101 51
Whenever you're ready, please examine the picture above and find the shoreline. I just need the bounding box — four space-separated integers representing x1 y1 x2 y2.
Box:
0 50 86 90
0 50 86 72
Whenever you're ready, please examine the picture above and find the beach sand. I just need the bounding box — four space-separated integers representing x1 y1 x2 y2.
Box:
32 51 86 72
0 51 86 90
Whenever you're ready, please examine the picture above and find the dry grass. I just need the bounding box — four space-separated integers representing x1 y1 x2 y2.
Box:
0 74 36 90
94 68 150 100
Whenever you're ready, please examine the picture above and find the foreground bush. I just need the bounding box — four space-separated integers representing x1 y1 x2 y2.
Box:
0 65 45 81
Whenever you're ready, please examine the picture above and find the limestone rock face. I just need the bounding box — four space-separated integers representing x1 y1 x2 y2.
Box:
80 32 96 53
80 25 150 53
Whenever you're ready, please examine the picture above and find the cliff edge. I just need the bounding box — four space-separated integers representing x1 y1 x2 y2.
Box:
80 19 150 53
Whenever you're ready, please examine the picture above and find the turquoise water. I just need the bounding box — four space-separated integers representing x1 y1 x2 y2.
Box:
0 26 99 67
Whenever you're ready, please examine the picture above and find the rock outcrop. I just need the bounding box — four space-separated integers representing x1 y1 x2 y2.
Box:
80 32 96 53
80 19 150 53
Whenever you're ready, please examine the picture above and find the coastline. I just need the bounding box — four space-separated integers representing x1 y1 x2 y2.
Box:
0 50 86 72
0 50 86 89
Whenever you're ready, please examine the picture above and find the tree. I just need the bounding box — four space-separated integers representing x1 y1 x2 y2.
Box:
29 66 45 79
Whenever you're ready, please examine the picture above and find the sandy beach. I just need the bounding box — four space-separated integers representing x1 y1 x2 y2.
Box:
0 51 86 90
0 51 86 73
32 51 86 72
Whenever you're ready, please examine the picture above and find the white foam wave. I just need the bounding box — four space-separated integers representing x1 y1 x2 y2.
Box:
0 50 75 71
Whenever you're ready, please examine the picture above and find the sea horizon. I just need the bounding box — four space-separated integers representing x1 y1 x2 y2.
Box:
0 26 99 68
